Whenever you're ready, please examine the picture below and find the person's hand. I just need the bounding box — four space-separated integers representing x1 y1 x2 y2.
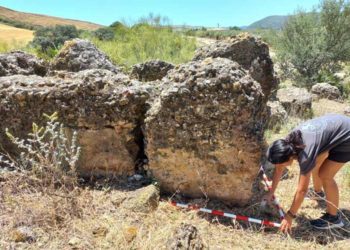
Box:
280 215 293 234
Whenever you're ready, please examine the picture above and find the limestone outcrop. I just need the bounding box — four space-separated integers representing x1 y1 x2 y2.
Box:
0 69 150 176
277 87 312 118
0 51 47 77
50 39 120 73
267 101 288 130
144 58 267 205
311 82 342 101
193 33 278 99
0 34 277 205
131 60 174 81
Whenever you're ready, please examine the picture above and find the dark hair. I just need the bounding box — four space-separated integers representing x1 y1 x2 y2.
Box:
267 130 305 164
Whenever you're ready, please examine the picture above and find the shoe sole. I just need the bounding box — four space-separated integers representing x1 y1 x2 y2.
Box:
312 221 344 230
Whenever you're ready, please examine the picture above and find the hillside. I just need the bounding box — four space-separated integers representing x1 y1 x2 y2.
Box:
0 6 102 30
246 15 290 30
0 23 33 43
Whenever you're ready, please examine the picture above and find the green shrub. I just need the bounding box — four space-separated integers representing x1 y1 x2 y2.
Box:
93 27 115 41
91 23 196 70
278 0 350 85
31 25 80 56
3 113 80 189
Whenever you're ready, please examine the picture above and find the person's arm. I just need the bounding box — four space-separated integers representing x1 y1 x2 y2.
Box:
288 173 311 214
270 165 285 194
280 151 329 233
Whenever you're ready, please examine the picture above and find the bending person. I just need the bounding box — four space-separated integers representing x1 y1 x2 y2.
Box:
265 114 350 233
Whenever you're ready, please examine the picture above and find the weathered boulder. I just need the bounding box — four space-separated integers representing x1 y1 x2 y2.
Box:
167 223 205 250
267 101 288 130
277 87 312 118
311 82 342 101
50 39 120 73
145 57 267 205
0 51 47 77
131 60 174 81
193 33 278 99
0 69 151 176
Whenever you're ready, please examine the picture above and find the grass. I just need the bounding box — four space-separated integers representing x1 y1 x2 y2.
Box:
0 23 33 53
90 25 197 70
1 100 350 249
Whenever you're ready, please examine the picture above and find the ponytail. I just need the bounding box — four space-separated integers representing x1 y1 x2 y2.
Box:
267 130 305 164
285 130 305 155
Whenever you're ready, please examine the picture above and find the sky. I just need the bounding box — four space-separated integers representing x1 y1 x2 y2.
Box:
0 0 320 27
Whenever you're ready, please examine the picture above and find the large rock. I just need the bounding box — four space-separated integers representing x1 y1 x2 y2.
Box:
145 58 267 205
50 39 120 73
0 51 47 77
267 101 288 130
277 87 312 118
131 60 174 81
0 69 150 176
193 33 278 99
311 82 342 101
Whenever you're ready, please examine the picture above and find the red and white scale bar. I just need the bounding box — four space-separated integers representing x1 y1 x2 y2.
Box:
170 201 281 228
260 166 285 220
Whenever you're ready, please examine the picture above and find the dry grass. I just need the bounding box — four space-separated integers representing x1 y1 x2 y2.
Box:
0 23 33 44
1 100 350 249
312 99 350 117
0 6 102 30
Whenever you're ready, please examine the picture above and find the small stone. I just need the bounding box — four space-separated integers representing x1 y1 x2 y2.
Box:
10 226 36 243
166 223 205 250
68 237 82 247
92 226 108 237
120 184 160 213
123 226 138 242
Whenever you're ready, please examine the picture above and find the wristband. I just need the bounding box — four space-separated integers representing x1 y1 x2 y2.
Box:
287 210 297 219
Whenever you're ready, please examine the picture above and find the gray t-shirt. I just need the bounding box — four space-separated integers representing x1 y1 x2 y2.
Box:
294 114 350 175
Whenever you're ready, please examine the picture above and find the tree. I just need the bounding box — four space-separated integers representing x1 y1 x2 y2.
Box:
93 27 115 41
31 25 80 53
278 0 350 84
321 0 350 61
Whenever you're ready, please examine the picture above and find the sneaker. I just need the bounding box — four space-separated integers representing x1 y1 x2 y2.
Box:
305 188 325 201
310 212 344 230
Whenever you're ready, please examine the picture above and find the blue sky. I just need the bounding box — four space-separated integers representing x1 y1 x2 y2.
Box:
0 0 320 27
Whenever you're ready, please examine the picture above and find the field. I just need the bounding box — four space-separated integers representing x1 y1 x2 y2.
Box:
0 23 33 43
